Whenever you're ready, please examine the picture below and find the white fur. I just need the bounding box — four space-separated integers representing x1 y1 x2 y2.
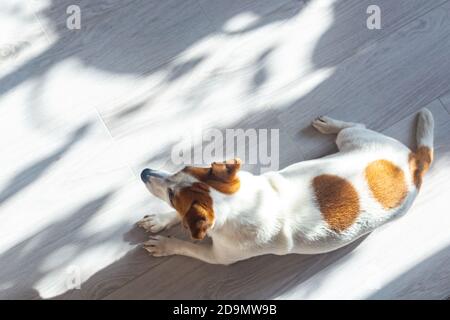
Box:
139 110 433 265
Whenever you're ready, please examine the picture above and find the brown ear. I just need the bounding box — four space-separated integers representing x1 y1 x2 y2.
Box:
182 159 242 194
211 158 242 181
184 202 212 240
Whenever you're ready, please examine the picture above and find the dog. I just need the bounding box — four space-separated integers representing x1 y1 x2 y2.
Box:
137 109 434 265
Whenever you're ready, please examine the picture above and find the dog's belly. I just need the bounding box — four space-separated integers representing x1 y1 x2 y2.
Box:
279 186 417 255
267 149 417 255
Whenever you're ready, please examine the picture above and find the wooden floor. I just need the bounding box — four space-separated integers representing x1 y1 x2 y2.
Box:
0 0 449 299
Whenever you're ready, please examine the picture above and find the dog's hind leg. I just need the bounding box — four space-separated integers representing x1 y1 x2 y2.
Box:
312 115 372 152
312 116 365 134
335 122 411 153
312 115 398 152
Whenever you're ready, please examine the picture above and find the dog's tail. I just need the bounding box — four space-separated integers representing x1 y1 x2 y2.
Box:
409 108 434 188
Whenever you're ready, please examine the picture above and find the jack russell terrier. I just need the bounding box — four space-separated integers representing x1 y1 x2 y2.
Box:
137 109 434 265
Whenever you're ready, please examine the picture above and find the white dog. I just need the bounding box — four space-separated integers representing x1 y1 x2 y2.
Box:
137 109 434 265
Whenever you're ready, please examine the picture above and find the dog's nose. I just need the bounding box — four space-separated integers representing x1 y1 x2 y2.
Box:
140 168 152 183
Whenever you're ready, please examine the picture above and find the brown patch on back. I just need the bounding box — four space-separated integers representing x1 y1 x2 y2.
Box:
365 160 407 209
312 174 360 232
183 158 241 194
172 182 214 240
409 146 433 189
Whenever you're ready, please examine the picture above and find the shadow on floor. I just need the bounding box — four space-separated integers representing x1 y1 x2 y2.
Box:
0 190 116 299
0 122 91 205
53 226 367 299
368 245 450 300
0 0 302 97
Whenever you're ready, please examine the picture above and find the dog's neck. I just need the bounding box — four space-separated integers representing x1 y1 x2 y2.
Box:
207 171 273 231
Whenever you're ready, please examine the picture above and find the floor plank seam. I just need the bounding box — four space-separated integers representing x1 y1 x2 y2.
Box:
438 97 450 115
381 97 446 133
93 106 138 179
28 0 53 44
194 0 215 27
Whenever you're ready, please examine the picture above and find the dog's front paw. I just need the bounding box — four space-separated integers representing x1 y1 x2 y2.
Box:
143 235 177 257
137 214 171 233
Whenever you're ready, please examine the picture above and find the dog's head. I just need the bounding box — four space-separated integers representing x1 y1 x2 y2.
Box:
140 158 241 240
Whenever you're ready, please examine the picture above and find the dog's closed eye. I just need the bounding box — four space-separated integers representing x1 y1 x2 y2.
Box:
168 188 175 204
